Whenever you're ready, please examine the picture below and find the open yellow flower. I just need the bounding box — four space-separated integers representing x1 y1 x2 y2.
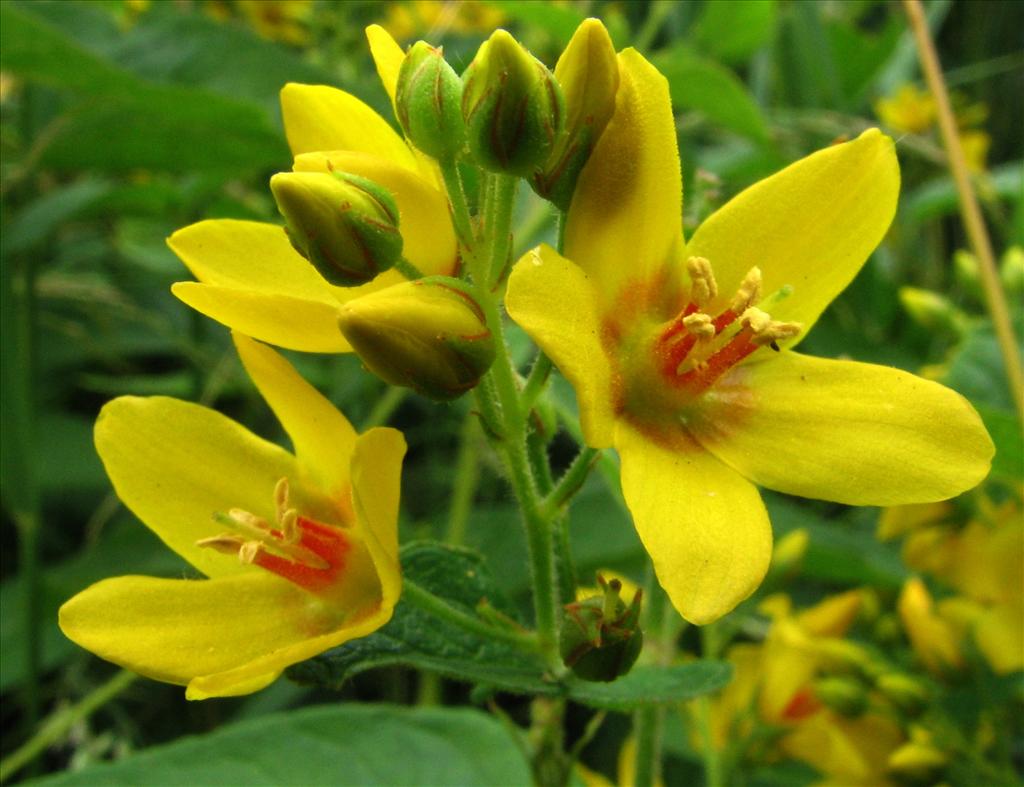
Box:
506 48 993 625
59 333 406 699
168 26 457 353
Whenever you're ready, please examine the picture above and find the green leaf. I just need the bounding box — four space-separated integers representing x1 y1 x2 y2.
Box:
904 162 1022 228
288 541 554 696
0 3 287 173
290 541 731 709
3 180 112 254
25 704 531 786
691 0 777 64
651 46 769 142
564 662 733 712
943 322 1021 412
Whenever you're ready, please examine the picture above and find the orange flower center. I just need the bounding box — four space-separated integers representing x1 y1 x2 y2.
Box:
653 257 802 395
197 478 351 596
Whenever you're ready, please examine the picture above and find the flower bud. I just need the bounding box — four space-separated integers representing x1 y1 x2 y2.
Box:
898 287 968 335
875 672 931 716
531 19 618 210
559 574 643 682
337 276 494 400
767 528 809 582
396 41 466 162
1001 245 1024 300
270 171 402 286
462 29 565 176
812 676 868 717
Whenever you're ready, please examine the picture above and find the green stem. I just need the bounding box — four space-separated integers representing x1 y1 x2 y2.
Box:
698 623 726 787
487 175 518 288
520 352 553 413
903 0 1024 419
402 578 538 651
633 571 674 787
394 256 424 281
0 670 139 783
635 0 674 52
542 447 600 518
361 385 407 429
438 158 475 249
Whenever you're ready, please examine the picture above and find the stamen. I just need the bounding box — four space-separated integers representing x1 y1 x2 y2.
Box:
274 477 290 523
682 313 715 338
653 258 803 395
195 535 246 555
686 256 718 306
729 267 762 313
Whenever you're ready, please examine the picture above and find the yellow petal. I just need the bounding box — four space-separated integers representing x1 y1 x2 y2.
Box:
506 245 617 448
781 711 903 784
365 24 403 110
293 151 457 278
759 618 819 723
796 590 863 638
614 421 772 624
279 83 417 172
351 427 406 609
685 129 900 342
688 352 993 506
95 396 296 578
233 333 357 498
169 219 338 302
59 572 391 699
898 577 964 674
564 48 684 311
172 282 351 353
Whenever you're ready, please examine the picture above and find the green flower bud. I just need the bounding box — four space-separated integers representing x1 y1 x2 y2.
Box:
875 672 931 716
396 41 466 162
813 676 869 717
270 170 402 286
1001 245 1024 300
462 29 565 176
337 276 495 400
532 19 618 210
898 286 969 335
560 574 643 682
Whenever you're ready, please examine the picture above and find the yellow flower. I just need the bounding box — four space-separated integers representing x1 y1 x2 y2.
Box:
236 0 313 47
383 0 506 42
59 334 406 699
697 590 904 785
505 47 993 625
874 84 937 135
888 497 1023 674
168 26 457 353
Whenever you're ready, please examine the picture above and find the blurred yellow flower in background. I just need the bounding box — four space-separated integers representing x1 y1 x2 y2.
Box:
383 0 506 41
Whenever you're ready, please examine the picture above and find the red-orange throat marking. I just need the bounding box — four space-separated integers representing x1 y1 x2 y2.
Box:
655 257 801 394
198 477 350 595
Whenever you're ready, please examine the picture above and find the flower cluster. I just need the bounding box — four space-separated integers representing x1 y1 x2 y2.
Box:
60 19 994 703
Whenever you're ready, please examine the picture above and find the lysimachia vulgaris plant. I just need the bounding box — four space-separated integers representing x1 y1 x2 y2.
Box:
61 16 996 786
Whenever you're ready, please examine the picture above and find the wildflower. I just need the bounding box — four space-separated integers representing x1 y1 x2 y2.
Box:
169 26 457 353
874 84 936 135
59 334 406 699
886 497 1023 675
506 49 993 625
383 0 505 42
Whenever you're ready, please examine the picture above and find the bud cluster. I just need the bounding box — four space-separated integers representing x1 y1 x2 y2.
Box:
559 574 643 682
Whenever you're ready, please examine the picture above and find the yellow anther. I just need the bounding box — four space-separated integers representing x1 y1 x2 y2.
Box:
281 508 299 543
682 312 716 338
227 509 269 531
686 256 718 305
729 267 762 312
274 477 290 522
239 540 264 565
741 307 802 346
195 535 246 555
